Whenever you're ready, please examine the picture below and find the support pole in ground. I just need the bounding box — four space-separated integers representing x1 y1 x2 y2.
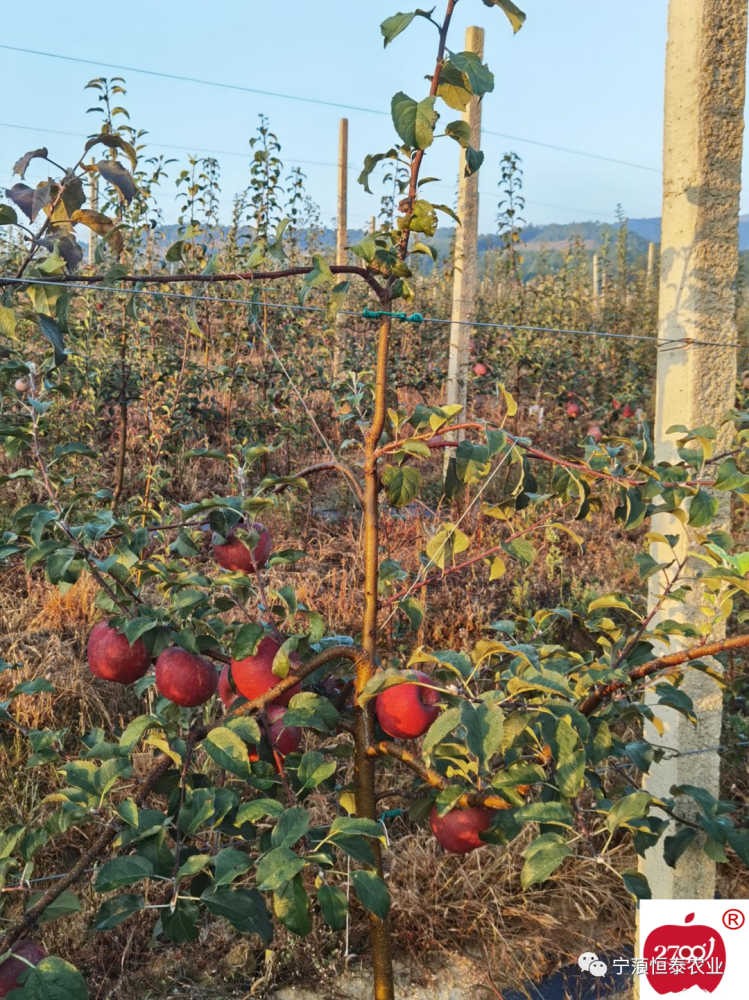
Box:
445 25 483 461
647 240 655 285
640 0 746 903
87 158 98 265
370 215 376 234
592 252 600 304
333 118 349 377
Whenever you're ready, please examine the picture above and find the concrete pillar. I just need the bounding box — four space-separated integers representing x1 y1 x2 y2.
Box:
592 252 600 302
336 119 348 268
370 215 376 235
647 241 656 285
445 26 483 451
334 119 348 377
87 157 98 265
640 0 746 902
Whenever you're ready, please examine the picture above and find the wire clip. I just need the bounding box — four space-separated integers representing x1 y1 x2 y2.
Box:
361 308 423 323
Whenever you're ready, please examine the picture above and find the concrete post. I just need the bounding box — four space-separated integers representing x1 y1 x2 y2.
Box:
592 252 600 303
640 0 746 902
87 157 98 265
647 241 655 285
333 119 348 377
445 25 483 452
370 215 376 235
336 119 348 268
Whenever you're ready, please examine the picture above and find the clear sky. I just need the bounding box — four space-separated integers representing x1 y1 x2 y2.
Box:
0 0 743 234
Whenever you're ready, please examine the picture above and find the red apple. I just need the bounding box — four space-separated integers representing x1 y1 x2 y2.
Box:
612 398 621 410
231 635 301 706
587 423 603 443
213 522 272 574
622 403 635 418
643 911 726 995
266 704 302 757
473 362 488 377
218 664 238 710
87 621 150 685
0 940 47 997
375 671 440 739
155 648 218 707
429 805 498 855
14 377 30 394
95 303 104 311
565 402 580 419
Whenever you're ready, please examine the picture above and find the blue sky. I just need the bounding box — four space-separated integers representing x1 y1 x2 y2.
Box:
0 0 736 233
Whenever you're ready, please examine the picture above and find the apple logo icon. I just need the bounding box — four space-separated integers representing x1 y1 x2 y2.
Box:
643 911 726 995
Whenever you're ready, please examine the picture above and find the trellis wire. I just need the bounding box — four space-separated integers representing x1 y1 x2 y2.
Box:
0 275 741 349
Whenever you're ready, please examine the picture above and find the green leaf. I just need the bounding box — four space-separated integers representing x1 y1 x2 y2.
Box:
464 146 484 177
274 874 312 937
449 50 495 98
382 465 421 506
11 678 55 696
461 700 503 769
232 622 264 660
445 120 471 148
391 92 439 150
93 854 153 892
201 886 273 943
621 869 651 901
350 869 390 919
491 760 546 789
214 846 251 886
606 791 653 832
381 11 416 46
688 488 719 528
423 707 461 755
177 853 213 877
663 827 697 868
330 817 386 841
437 63 473 111
714 457 749 490
0 204 18 225
297 751 336 790
8 956 88 1000
25 888 80 923
271 807 310 849
37 313 66 367
256 847 307 891
516 801 573 827
202 727 251 779
234 798 285 825
398 595 424 631
552 719 585 799
521 835 571 889
162 898 199 943
93 894 144 930
165 240 185 263
318 883 348 930
482 0 526 33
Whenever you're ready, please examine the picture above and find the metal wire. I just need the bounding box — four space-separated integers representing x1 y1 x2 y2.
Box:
0 274 741 349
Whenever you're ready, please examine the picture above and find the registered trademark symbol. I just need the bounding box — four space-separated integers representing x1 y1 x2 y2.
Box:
722 909 745 929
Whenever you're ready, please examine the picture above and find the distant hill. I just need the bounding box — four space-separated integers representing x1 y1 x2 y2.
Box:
100 214 749 274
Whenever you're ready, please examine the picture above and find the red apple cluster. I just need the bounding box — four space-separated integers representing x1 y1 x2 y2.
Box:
374 671 496 854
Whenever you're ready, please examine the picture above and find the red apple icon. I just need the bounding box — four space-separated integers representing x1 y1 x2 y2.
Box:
643 912 726 994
